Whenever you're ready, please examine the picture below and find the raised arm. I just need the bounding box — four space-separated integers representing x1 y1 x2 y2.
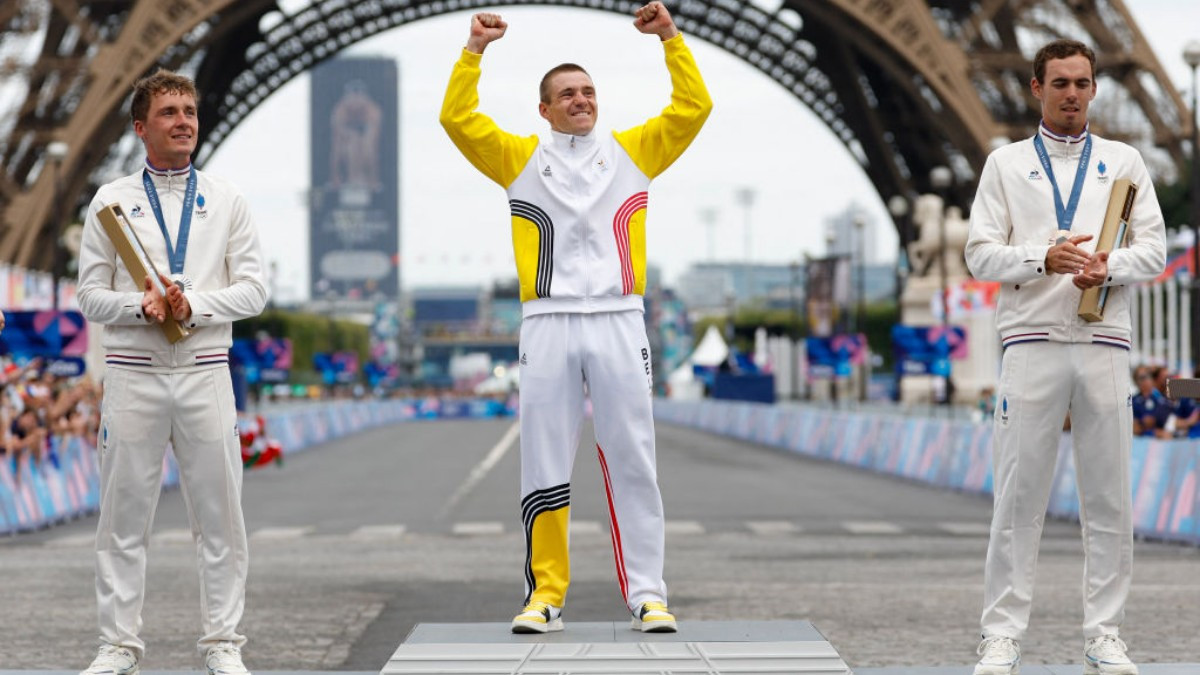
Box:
614 2 713 179
439 12 538 189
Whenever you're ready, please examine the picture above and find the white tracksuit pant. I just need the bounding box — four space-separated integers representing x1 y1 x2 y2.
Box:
981 341 1133 640
94 365 247 658
517 310 667 612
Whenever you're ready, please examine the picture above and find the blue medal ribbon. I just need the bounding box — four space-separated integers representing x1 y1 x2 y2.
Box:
142 165 196 276
1033 132 1092 232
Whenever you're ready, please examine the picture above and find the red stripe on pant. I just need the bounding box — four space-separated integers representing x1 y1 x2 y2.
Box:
597 445 629 603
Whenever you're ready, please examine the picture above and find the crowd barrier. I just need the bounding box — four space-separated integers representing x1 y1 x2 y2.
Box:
0 397 514 536
655 399 1200 547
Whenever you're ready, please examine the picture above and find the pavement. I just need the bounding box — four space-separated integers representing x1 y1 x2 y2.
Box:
1 419 1196 671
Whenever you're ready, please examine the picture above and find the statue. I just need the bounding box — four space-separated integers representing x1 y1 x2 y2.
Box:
907 194 969 279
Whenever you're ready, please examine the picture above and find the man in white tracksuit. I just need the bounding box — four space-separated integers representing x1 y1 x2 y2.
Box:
440 2 710 634
965 39 1165 675
76 69 266 675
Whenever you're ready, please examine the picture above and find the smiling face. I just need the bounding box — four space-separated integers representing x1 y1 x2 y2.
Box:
1031 54 1095 136
134 89 198 169
539 69 597 136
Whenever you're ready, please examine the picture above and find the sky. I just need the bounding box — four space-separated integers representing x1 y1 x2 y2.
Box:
204 1 1200 304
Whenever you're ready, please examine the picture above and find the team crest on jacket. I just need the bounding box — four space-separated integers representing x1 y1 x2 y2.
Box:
130 204 145 218
1096 160 1109 184
1027 170 1041 181
999 397 1010 426
194 193 208 218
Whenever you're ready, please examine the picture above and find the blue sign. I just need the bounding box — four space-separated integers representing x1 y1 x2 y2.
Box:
892 324 967 377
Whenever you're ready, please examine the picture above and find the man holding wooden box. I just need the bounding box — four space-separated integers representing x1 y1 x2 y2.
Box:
965 39 1166 675
76 69 267 675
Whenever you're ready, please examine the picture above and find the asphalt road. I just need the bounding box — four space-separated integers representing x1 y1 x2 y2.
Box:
1 417 1196 671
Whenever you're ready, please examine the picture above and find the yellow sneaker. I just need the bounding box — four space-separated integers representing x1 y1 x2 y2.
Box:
511 600 563 634
631 601 677 633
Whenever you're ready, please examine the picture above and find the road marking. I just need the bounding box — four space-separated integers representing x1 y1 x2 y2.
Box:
938 521 991 536
453 521 504 536
250 526 312 541
439 421 520 520
152 528 194 545
44 532 95 547
843 520 904 535
571 519 603 534
747 520 801 535
664 520 705 535
351 525 407 539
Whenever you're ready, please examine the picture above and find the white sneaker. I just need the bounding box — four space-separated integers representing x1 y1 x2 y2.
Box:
205 642 251 675
511 600 564 634
974 636 1020 675
80 644 139 675
630 601 677 633
1085 635 1138 675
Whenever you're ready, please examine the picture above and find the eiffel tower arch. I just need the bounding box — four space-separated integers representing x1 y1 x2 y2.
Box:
0 0 1190 272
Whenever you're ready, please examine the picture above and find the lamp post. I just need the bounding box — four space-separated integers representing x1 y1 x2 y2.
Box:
1185 41 1200 376
699 207 718 262
888 195 910 312
789 259 801 400
735 187 755 302
930 165 954 406
854 214 866 333
46 141 69 310
888 195 910 401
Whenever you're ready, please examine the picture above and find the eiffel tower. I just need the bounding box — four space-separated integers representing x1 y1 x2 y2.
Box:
0 0 1189 273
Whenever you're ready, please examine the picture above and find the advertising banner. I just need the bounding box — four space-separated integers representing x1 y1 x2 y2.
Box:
310 58 399 302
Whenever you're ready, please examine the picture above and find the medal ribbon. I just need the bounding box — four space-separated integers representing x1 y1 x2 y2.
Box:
142 165 196 276
1033 132 1092 232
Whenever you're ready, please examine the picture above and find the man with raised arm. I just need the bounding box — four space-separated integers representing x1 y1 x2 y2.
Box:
440 1 711 635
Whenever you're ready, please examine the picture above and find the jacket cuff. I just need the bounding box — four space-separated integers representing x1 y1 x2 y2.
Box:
1023 244 1051 278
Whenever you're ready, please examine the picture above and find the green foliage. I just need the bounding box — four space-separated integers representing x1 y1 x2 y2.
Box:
1157 162 1192 231
232 309 370 379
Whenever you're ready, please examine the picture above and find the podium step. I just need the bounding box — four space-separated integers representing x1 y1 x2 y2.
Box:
383 620 851 674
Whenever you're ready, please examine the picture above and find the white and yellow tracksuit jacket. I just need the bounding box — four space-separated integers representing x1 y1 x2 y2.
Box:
439 34 712 316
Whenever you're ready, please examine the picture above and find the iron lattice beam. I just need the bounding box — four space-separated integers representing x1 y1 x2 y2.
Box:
0 0 1190 272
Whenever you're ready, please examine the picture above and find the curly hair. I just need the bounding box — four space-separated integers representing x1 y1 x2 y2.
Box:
130 69 197 123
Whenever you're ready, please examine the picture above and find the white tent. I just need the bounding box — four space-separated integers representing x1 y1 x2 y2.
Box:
689 325 729 367
666 326 729 400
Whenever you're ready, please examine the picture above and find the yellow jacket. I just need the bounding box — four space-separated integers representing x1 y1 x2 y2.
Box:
440 35 711 314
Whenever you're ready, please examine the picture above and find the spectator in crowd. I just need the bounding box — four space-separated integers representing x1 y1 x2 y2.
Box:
1132 366 1171 438
0 359 99 466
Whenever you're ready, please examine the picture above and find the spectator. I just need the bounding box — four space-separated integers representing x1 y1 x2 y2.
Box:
1132 367 1171 438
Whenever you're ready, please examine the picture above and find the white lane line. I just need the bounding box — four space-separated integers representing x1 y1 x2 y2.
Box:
843 520 904 535
44 533 96 547
939 521 991 536
152 529 194 545
250 526 312 541
453 521 504 536
747 520 801 536
571 520 603 535
664 520 705 535
351 525 407 540
438 421 520 520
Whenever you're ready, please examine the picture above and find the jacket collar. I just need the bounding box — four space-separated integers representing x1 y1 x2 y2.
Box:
144 158 193 177
1038 120 1089 145
548 128 596 152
